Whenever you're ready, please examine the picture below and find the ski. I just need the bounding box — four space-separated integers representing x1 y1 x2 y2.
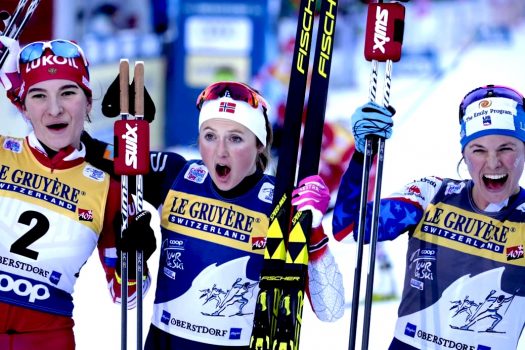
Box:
0 0 41 69
250 0 338 349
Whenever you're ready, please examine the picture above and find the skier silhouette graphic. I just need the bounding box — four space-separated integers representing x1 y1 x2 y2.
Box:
211 278 257 317
455 290 515 332
200 284 225 308
450 296 479 321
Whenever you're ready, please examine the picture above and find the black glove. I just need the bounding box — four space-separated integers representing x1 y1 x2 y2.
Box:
116 210 157 280
80 131 117 177
102 73 156 122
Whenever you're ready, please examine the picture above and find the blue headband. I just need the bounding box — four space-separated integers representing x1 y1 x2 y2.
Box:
460 96 525 150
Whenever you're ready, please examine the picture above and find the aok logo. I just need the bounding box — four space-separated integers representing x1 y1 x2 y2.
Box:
0 274 50 303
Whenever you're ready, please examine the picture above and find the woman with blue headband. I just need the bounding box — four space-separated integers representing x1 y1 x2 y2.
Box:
333 84 525 349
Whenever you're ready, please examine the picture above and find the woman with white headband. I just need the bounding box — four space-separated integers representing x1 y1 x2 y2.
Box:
332 84 525 349
83 81 345 349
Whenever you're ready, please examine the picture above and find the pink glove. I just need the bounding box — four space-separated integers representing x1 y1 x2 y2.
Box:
0 36 21 91
291 175 330 228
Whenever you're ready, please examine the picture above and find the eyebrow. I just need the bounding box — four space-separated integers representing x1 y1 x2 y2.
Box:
202 125 246 134
27 84 81 94
468 141 518 149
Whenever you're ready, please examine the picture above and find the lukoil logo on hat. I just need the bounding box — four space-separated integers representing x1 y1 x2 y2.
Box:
18 50 91 102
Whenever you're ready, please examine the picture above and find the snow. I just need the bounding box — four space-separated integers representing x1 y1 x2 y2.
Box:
73 18 525 349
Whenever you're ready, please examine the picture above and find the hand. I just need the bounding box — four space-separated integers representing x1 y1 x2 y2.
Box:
117 210 157 279
351 101 394 154
101 73 156 122
0 36 21 91
291 175 330 228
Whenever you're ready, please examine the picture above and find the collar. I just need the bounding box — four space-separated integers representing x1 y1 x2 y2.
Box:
27 131 86 170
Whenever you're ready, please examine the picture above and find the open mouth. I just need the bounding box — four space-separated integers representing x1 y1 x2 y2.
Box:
47 123 68 131
216 164 231 177
482 174 507 190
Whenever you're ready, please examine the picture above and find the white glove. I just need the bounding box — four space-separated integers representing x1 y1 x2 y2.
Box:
0 35 21 90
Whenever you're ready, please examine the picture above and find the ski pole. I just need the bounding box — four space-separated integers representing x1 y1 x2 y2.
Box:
133 61 146 350
0 0 41 69
348 2 405 350
118 59 130 350
114 59 150 350
361 57 392 350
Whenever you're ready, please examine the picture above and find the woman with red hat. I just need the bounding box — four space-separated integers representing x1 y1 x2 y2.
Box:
0 36 155 349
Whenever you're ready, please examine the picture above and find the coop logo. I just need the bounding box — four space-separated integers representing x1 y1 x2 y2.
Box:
0 274 50 303
373 6 391 54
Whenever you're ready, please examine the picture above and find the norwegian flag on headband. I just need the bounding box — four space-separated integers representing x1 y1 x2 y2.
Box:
219 101 236 113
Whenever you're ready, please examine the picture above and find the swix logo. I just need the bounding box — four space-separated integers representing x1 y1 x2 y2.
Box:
121 123 138 169
0 274 50 303
373 6 390 54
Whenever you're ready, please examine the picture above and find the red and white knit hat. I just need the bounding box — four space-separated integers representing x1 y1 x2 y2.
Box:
17 46 91 103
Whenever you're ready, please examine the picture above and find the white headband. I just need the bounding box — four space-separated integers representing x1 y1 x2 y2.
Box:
198 96 267 146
